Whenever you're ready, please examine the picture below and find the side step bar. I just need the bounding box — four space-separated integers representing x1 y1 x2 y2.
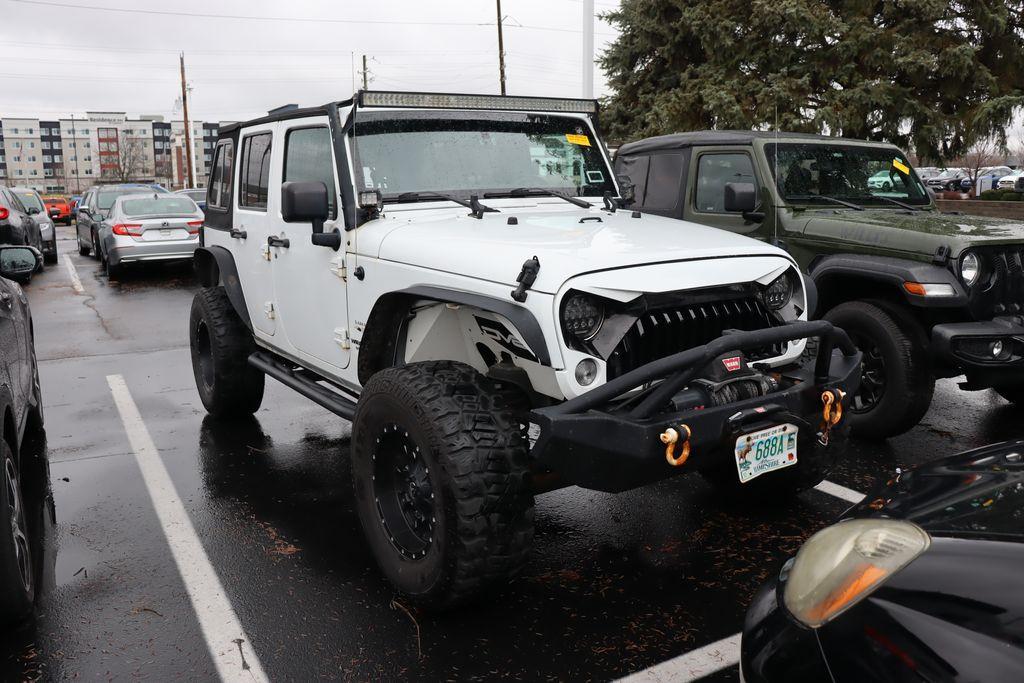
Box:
248 351 357 420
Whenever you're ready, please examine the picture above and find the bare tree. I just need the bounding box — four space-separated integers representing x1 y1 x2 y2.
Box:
955 137 1004 195
103 131 147 183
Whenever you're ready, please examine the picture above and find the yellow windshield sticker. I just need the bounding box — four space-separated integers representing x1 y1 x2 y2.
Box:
893 158 910 174
566 134 591 147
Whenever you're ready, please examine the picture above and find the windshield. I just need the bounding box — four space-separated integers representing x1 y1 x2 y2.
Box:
98 188 151 210
123 196 197 216
765 143 931 206
351 112 615 200
14 191 44 212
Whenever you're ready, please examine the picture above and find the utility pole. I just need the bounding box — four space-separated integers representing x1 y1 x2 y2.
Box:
179 52 195 190
70 113 81 194
581 0 594 98
360 54 369 90
496 0 506 95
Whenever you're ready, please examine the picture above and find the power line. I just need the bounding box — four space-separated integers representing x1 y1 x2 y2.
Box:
0 41 496 56
10 0 493 27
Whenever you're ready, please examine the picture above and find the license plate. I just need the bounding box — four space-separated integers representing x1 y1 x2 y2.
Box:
734 424 798 483
160 229 171 236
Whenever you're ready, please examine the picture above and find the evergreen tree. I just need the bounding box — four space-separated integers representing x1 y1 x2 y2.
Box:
599 0 1024 161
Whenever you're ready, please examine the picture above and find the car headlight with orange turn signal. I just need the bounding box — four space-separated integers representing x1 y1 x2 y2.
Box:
783 519 930 628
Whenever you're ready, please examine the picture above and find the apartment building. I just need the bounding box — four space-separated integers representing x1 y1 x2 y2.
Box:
0 111 219 194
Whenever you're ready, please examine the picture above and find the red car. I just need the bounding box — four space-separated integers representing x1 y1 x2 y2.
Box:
43 195 72 225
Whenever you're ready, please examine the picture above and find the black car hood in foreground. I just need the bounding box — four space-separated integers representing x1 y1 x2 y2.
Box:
743 441 1024 683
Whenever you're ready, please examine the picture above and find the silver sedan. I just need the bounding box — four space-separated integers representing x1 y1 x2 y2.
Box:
96 194 203 278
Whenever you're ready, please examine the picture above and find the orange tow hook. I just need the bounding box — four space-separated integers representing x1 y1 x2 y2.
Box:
661 424 692 467
818 389 847 446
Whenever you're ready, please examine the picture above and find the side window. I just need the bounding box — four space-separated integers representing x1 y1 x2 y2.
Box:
284 127 337 219
695 153 756 213
208 140 234 211
239 132 272 210
643 153 686 211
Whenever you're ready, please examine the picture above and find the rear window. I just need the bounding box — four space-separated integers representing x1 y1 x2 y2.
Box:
122 196 197 216
98 188 150 210
14 192 44 212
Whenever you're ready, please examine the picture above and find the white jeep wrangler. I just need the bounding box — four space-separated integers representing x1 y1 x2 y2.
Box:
189 91 860 607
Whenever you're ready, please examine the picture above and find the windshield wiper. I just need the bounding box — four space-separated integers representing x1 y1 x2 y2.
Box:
859 195 924 211
786 194 864 211
392 191 497 218
483 187 593 209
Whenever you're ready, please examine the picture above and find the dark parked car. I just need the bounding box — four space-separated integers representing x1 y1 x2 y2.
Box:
0 187 44 280
75 184 157 258
0 244 45 625
742 440 1024 682
12 188 57 265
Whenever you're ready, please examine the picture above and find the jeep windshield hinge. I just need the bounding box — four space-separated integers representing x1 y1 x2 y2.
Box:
933 245 951 266
468 195 498 219
511 256 540 303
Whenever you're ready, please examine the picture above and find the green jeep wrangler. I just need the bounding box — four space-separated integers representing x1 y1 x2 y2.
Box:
614 131 1024 438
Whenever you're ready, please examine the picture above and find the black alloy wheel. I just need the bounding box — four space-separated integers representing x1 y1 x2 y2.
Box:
847 330 886 413
371 423 435 560
3 457 31 595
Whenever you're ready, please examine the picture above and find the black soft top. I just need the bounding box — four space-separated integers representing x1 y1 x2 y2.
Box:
616 130 899 156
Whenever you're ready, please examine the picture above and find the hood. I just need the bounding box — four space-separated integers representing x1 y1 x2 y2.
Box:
800 208 1024 258
361 202 789 293
849 440 1024 538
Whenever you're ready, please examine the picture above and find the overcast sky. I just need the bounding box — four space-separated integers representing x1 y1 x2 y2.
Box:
2 0 622 123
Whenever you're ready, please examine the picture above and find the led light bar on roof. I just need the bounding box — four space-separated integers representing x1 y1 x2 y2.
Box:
359 91 597 114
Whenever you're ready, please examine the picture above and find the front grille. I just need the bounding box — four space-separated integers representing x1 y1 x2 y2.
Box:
990 248 1024 314
605 297 785 380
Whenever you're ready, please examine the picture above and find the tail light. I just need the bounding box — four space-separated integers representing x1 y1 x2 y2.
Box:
187 220 203 235
0 206 9 220
112 223 143 236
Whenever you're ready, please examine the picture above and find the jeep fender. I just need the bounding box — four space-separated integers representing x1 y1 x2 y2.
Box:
358 286 551 386
810 254 968 310
193 246 253 331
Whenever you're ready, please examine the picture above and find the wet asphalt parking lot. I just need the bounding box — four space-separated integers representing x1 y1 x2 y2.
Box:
2 223 1022 682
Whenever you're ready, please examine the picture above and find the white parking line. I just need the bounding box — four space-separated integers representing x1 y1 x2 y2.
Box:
622 479 866 681
63 253 84 294
618 633 742 682
106 375 268 683
815 479 866 504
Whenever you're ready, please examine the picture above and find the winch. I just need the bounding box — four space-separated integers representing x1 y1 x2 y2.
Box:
670 352 779 412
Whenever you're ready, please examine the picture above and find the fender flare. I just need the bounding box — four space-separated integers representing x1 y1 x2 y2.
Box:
358 286 552 385
809 254 968 308
193 246 253 330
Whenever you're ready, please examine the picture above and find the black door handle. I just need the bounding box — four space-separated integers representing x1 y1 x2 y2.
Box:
229 228 247 239
267 235 290 249
0 291 11 308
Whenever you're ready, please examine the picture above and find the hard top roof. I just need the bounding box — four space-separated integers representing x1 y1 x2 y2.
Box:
616 130 903 156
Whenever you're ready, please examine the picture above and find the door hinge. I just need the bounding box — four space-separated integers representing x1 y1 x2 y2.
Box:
328 255 347 281
264 301 276 320
333 327 351 349
261 243 271 261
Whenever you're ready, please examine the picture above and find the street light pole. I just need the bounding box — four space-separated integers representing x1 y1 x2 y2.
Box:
180 52 195 190
70 113 81 194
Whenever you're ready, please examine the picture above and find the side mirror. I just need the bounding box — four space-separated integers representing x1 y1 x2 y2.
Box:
615 174 636 205
724 182 757 213
79 206 91 217
0 246 41 280
26 206 40 215
281 181 340 250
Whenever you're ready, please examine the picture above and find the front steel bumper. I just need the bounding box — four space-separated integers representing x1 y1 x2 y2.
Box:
931 316 1024 387
529 321 861 492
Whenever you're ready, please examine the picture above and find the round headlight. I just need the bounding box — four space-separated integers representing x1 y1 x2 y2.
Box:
761 273 795 310
961 252 981 287
783 519 930 628
562 293 604 340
